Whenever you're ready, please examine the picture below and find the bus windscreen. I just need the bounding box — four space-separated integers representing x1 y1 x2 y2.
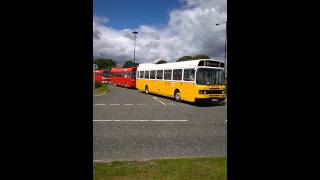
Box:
196 68 224 85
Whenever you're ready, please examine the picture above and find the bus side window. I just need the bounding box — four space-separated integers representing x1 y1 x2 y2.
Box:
145 71 150 79
140 71 144 78
150 70 156 79
156 70 163 80
183 69 195 81
173 69 182 80
164 70 172 80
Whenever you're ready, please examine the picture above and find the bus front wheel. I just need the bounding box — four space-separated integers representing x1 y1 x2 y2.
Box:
174 90 181 102
145 86 149 94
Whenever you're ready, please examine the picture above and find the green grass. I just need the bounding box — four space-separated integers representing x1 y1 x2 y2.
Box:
94 84 108 96
94 157 226 180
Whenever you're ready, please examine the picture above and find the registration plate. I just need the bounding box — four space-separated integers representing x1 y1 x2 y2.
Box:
211 99 218 102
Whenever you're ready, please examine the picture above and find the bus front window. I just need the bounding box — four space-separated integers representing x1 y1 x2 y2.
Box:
196 68 224 85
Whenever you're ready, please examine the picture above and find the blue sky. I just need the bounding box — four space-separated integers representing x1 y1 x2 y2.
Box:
93 0 227 65
94 0 182 29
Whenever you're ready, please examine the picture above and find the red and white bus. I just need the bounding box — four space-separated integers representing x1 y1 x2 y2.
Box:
94 70 110 84
110 67 137 88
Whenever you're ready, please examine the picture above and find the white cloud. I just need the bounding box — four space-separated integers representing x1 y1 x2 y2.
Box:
93 0 227 66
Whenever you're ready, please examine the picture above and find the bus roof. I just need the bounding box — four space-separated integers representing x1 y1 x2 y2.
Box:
137 59 224 70
111 67 137 72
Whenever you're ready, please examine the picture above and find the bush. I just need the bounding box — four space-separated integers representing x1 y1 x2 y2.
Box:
95 81 102 88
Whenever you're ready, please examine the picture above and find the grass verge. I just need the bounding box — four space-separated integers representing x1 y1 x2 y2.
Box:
94 157 226 180
94 84 108 96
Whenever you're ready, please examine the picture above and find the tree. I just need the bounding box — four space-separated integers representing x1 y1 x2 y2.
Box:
122 60 139 68
93 59 116 70
176 56 194 62
193 54 210 59
156 60 167 64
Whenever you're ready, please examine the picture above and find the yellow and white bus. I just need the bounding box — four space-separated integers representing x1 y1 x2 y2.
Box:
136 59 226 102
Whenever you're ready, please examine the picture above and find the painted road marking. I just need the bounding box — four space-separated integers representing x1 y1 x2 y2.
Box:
152 97 166 106
93 120 188 122
102 103 176 106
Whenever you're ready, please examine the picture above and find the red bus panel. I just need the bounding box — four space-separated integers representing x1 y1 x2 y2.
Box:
110 68 137 88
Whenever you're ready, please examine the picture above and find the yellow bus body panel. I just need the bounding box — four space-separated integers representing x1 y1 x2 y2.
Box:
136 79 225 102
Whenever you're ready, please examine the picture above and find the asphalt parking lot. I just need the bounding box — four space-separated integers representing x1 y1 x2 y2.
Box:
93 84 227 161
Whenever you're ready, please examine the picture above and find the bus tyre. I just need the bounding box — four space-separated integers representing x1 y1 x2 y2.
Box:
145 86 149 94
174 90 181 102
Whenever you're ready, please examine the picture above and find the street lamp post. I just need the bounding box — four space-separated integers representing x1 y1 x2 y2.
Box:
132 31 138 62
216 21 227 75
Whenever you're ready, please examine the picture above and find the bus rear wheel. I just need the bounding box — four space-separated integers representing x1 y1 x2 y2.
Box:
174 90 181 102
145 86 149 94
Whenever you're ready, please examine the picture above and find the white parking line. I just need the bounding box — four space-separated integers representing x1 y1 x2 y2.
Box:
123 104 133 106
138 104 147 105
93 120 188 122
152 97 166 105
109 104 120 106
94 104 105 106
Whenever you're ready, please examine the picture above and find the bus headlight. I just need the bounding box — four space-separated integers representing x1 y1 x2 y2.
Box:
199 90 206 94
221 91 225 94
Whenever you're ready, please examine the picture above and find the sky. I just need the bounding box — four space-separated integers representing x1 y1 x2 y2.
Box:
93 0 227 66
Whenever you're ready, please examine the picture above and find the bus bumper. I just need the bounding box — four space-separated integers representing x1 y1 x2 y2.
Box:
195 94 225 102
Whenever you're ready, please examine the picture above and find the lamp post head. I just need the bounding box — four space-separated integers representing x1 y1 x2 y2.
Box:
132 31 138 34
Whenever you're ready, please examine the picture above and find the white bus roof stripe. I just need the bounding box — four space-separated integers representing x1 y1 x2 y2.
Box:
137 59 223 71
